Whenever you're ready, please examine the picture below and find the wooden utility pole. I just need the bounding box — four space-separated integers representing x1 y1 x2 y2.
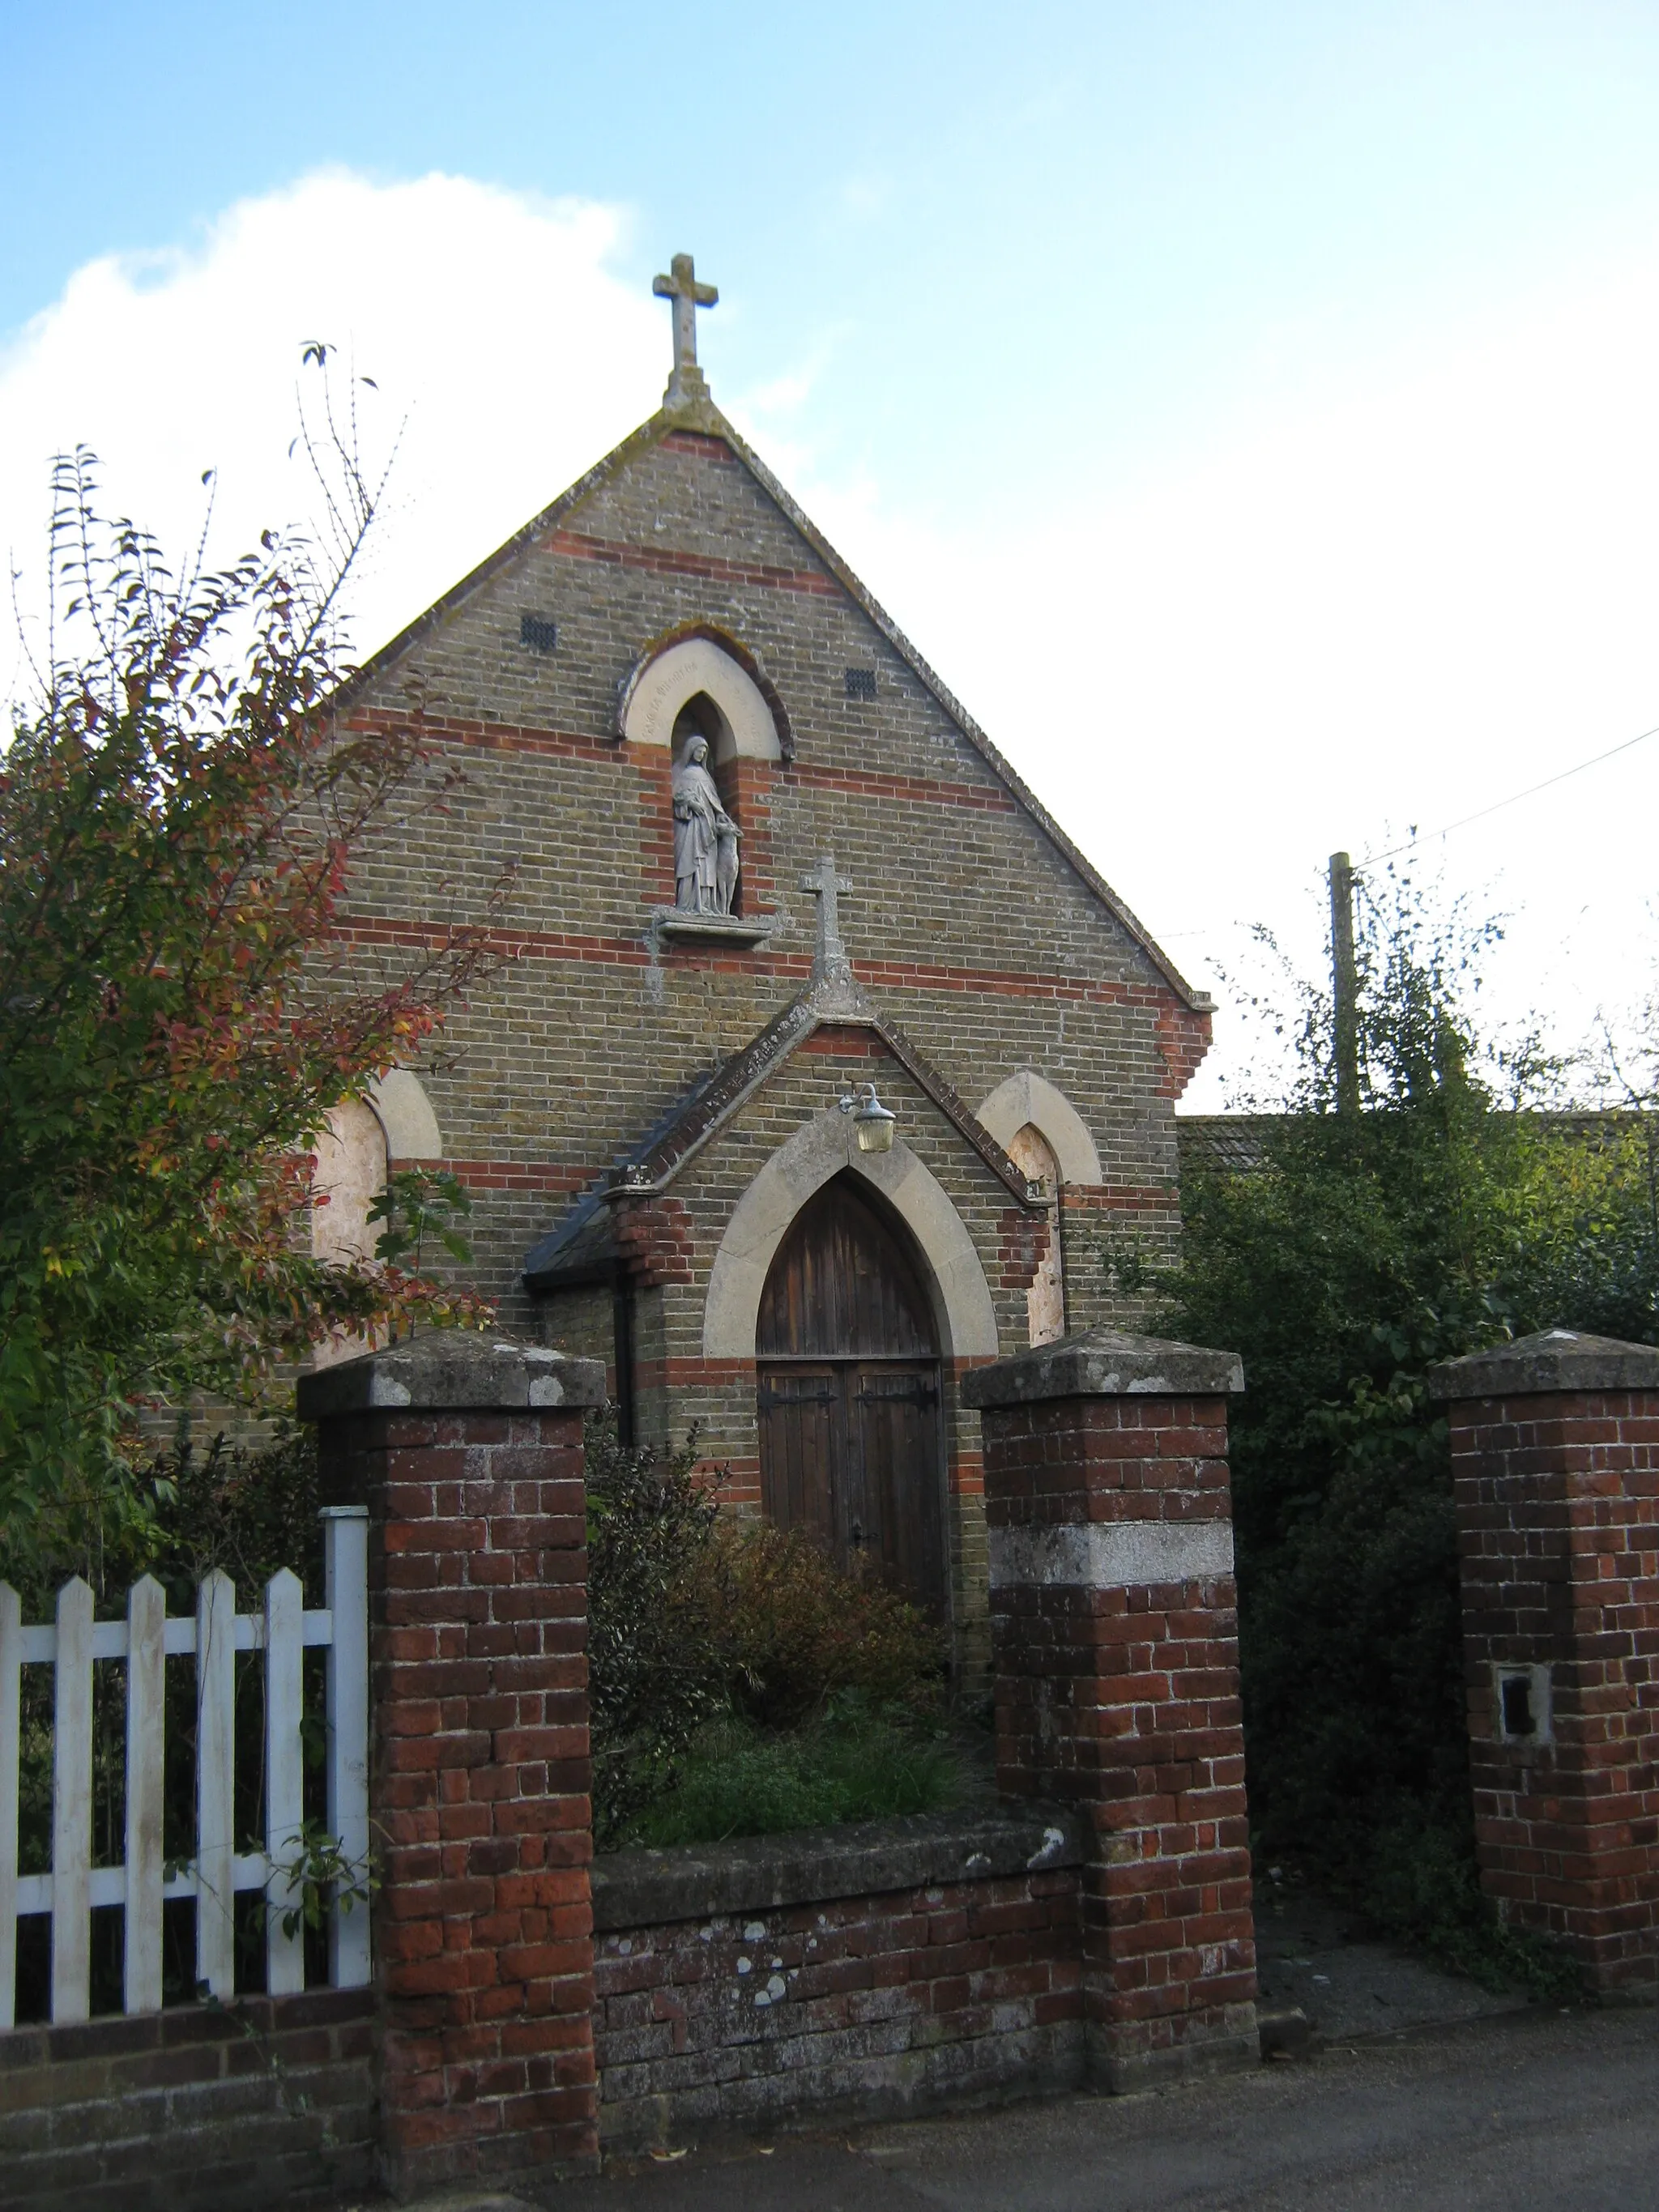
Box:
1329 850 1360 1115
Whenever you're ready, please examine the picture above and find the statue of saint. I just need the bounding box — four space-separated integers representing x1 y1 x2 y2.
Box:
672 734 740 914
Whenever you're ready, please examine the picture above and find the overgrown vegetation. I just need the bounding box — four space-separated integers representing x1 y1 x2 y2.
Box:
0 391 503 1577
585 1414 952 1848
1146 866 1657 1993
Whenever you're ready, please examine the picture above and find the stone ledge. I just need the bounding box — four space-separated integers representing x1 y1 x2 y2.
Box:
651 908 778 948
1427 1328 1659 1403
297 1333 607 1420
962 1329 1244 1409
591 1805 1084 1933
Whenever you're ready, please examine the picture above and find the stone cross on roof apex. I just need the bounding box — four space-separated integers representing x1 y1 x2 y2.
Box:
801 855 853 985
654 251 718 412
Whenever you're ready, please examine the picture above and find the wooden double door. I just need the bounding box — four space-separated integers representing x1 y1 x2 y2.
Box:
756 1175 946 1613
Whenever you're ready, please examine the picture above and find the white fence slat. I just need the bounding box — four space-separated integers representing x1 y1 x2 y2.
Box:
322 1507 370 1989
0 1584 19 2031
264 1570 305 1996
50 1578 94 2024
195 1569 237 2000
124 1576 166 2014
6 1541 365 2024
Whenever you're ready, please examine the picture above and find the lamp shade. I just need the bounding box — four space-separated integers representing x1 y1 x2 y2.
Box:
852 1085 897 1153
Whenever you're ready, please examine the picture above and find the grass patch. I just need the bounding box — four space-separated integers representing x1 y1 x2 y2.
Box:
622 1697 962 1849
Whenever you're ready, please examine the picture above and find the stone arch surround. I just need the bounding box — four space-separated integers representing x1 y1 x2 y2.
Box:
369 1068 443 1161
702 1109 999 1362
618 634 784 763
975 1069 1102 1187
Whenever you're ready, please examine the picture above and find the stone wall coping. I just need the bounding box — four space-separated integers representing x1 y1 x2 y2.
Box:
1427 1328 1659 1403
591 1805 1084 1933
961 1328 1244 1409
296 1332 607 1419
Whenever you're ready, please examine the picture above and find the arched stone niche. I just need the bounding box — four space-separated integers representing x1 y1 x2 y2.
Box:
618 633 787 763
975 1070 1102 1187
703 1109 999 1362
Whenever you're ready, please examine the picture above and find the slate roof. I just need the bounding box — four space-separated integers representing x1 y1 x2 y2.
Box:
1176 1106 1659 1178
337 386 1212 1018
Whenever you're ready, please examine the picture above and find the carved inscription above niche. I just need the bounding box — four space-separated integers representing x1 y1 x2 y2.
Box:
619 635 785 761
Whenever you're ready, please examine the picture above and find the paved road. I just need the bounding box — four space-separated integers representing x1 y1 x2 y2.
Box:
498 2006 1659 2212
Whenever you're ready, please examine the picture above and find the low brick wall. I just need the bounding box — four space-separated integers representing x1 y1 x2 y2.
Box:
589 1809 1085 2150
0 1988 377 2212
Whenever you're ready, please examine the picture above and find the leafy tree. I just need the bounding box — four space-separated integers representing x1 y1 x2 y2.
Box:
0 423 500 1558
1160 865 1657 1982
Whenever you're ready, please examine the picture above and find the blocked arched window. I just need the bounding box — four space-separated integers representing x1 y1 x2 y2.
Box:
1004 1123 1066 1346
310 1102 388 1269
309 1102 389 1370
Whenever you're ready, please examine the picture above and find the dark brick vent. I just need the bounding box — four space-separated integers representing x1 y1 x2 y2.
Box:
520 613 559 652
843 665 876 700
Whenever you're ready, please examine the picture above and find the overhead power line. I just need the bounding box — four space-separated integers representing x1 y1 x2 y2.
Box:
1364 719 1659 867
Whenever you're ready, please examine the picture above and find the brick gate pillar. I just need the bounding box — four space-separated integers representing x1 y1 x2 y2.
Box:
963 1330 1258 2089
1428 1328 1659 1997
299 1334 607 2194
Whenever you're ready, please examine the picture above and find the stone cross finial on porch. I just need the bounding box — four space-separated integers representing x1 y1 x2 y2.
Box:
654 251 718 410
801 854 854 984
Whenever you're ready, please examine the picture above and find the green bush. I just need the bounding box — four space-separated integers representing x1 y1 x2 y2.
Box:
1160 865 1659 1989
697 1520 946 1728
584 1419 728 1848
0 1421 323 1616
583 1410 947 1848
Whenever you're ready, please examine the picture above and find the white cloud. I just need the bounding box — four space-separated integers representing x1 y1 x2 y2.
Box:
0 168 663 676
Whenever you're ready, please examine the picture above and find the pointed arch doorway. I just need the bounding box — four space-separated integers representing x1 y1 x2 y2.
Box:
756 1174 947 1614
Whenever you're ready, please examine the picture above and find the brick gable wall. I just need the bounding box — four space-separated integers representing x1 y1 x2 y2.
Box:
337 424 1203 1649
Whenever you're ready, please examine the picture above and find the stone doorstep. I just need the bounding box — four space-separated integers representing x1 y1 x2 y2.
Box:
591 1806 1086 1934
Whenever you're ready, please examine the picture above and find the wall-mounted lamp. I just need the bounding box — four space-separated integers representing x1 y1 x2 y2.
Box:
839 1080 897 1153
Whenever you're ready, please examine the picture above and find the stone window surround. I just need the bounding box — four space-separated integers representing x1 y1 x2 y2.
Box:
973 1069 1103 1188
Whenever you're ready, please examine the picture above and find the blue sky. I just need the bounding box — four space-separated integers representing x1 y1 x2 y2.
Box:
6 3 1659 1100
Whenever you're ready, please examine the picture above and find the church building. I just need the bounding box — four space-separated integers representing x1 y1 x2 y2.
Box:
328 256 1213 1673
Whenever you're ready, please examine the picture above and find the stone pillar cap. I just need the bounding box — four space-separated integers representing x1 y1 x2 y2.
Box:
961 1328 1244 1409
1427 1327 1659 1401
296 1332 608 1420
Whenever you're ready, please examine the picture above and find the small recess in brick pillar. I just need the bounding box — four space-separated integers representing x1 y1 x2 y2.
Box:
1431 1328 1659 1998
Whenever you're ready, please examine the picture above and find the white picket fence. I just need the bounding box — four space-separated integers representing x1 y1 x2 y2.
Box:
0 1505 370 2027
